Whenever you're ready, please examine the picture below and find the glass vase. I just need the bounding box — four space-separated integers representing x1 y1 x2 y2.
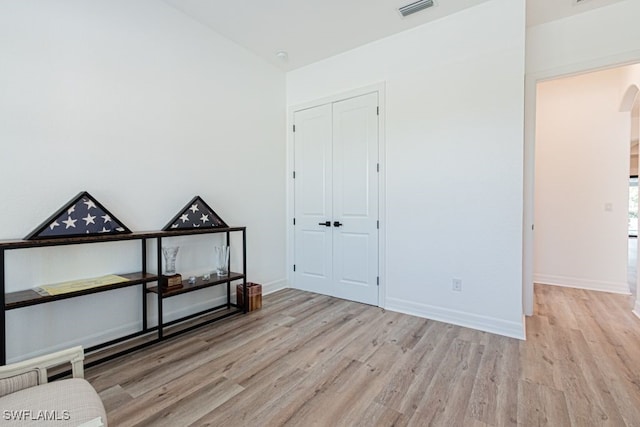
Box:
215 245 229 276
162 246 179 275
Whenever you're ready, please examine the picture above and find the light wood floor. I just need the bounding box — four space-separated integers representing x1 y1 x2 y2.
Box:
85 285 640 426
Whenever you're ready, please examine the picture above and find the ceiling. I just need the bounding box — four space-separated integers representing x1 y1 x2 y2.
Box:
160 0 627 71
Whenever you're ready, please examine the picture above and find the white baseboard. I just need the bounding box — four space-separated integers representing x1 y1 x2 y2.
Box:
385 297 525 340
8 279 290 363
7 320 143 364
534 274 631 295
261 279 288 295
634 299 640 319
8 295 227 363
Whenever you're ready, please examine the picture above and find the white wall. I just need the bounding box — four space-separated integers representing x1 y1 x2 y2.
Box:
534 68 631 293
0 0 286 361
288 0 526 338
526 0 640 76
523 0 640 314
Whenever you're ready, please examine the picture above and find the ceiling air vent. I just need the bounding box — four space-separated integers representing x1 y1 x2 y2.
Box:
398 0 434 17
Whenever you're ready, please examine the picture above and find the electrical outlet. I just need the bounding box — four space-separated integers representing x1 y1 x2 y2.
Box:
452 278 462 292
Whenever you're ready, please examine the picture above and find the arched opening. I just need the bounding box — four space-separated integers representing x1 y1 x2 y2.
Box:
620 84 640 113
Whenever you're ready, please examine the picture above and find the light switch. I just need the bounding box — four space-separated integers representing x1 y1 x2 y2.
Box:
605 203 613 212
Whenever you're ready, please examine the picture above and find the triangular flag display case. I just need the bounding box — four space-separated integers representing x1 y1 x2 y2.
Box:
25 191 131 240
1 193 247 368
162 196 228 231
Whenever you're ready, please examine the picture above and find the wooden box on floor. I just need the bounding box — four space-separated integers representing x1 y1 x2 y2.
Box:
237 282 262 311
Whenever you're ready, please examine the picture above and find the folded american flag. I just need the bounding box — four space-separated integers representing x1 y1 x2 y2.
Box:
26 191 130 239
163 196 227 231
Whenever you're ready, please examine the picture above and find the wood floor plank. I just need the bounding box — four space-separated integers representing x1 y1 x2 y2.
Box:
588 290 640 355
373 321 458 419
494 336 520 427
189 362 305 426
519 315 560 390
232 303 370 386
517 379 571 427
462 417 491 427
87 334 210 393
408 339 484 426
79 285 640 427
134 376 243 427
349 401 408 427
549 326 627 426
243 356 362 426
563 290 640 425
337 309 413 363
291 304 377 359
466 334 519 426
108 369 233 427
123 315 295 398
290 342 404 426
97 384 133 413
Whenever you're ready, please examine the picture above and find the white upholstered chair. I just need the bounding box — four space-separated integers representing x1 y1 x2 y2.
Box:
0 346 107 426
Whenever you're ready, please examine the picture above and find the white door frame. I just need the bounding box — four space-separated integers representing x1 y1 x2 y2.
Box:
287 82 387 307
523 50 640 316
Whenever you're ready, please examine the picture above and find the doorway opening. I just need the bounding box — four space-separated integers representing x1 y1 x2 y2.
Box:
532 64 640 306
625 86 640 300
628 176 638 297
628 176 638 238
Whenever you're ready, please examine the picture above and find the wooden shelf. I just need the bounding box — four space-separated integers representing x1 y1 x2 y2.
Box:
0 226 246 250
147 272 245 298
5 272 158 310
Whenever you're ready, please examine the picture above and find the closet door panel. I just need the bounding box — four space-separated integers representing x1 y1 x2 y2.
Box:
332 92 379 305
293 104 334 293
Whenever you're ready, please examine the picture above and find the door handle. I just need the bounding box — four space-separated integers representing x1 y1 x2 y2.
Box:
318 221 331 227
333 221 343 227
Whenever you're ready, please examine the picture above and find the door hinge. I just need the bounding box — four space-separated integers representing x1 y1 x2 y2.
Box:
376 106 379 116
377 276 379 286
377 163 379 173
293 264 296 272
293 124 296 132
293 171 296 179
377 220 379 229
293 218 296 226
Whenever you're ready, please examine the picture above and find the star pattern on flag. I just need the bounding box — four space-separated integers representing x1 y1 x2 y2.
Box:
26 191 131 239
163 196 227 231
83 214 96 225
62 216 77 229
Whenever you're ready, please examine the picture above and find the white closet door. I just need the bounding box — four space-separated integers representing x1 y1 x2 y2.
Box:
293 92 379 306
293 103 333 295
332 92 379 305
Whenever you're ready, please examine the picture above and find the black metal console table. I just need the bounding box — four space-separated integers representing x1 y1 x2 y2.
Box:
0 226 247 367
